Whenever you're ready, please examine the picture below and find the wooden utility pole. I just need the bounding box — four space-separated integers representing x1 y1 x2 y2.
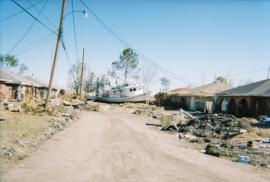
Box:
45 0 66 108
79 48 85 99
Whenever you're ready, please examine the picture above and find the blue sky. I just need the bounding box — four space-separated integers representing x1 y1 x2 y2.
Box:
1 0 270 92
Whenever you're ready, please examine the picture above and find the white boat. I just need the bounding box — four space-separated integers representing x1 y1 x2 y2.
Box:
86 92 97 101
100 83 147 103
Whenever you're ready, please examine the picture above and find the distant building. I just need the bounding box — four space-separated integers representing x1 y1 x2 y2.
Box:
216 79 270 116
156 80 231 113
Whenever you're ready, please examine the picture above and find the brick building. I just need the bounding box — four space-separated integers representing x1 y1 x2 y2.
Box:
156 81 231 113
216 79 270 116
0 69 59 101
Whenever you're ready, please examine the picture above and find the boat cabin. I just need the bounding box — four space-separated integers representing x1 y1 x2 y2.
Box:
105 83 144 98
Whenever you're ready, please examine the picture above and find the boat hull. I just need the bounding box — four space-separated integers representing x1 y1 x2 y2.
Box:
100 93 147 103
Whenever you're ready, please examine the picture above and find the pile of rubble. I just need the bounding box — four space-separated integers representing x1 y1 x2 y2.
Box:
1 94 99 116
139 107 270 168
121 103 156 109
3 101 22 113
84 101 100 112
20 101 61 116
120 103 158 117
177 113 270 167
177 113 253 140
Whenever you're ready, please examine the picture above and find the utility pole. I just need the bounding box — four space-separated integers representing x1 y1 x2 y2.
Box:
79 48 85 99
45 0 66 108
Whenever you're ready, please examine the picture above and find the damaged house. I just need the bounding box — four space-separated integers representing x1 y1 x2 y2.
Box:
155 80 231 113
0 69 58 101
0 69 21 100
216 79 270 116
22 76 59 99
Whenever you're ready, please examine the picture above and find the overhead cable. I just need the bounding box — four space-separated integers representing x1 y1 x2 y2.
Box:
79 0 198 86
71 0 79 60
7 0 48 54
0 0 43 22
11 0 56 34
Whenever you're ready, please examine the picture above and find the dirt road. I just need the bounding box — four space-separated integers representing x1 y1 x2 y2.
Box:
2 109 270 182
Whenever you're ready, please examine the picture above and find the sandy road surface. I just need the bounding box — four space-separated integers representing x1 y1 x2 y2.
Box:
1 109 270 182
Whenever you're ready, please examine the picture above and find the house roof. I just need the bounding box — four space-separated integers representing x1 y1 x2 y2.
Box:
0 69 21 84
217 79 270 97
22 75 47 87
0 69 54 88
172 81 231 97
190 81 231 97
167 87 193 95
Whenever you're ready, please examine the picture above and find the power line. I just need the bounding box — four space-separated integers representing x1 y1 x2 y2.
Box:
26 0 56 28
11 0 56 35
79 0 198 86
230 68 268 77
11 0 72 70
71 0 79 60
0 0 43 22
14 33 55 57
62 38 78 75
7 0 48 54
61 39 73 67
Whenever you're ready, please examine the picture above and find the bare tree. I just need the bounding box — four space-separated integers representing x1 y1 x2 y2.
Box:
84 70 95 93
107 69 119 86
141 64 156 104
96 74 109 95
224 72 234 87
142 64 156 94
67 63 81 95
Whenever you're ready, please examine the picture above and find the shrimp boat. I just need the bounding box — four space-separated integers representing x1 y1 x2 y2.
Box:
100 83 147 103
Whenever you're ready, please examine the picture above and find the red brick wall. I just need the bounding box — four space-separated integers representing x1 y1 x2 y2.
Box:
0 82 9 101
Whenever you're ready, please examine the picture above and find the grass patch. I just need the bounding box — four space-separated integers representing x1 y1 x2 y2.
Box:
0 111 50 144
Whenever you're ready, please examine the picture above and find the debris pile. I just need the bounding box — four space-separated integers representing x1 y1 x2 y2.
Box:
121 103 158 117
176 113 270 167
58 93 84 109
84 101 100 112
177 114 252 140
138 106 270 168
121 102 156 109
20 101 61 116
4 101 22 112
2 94 91 116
